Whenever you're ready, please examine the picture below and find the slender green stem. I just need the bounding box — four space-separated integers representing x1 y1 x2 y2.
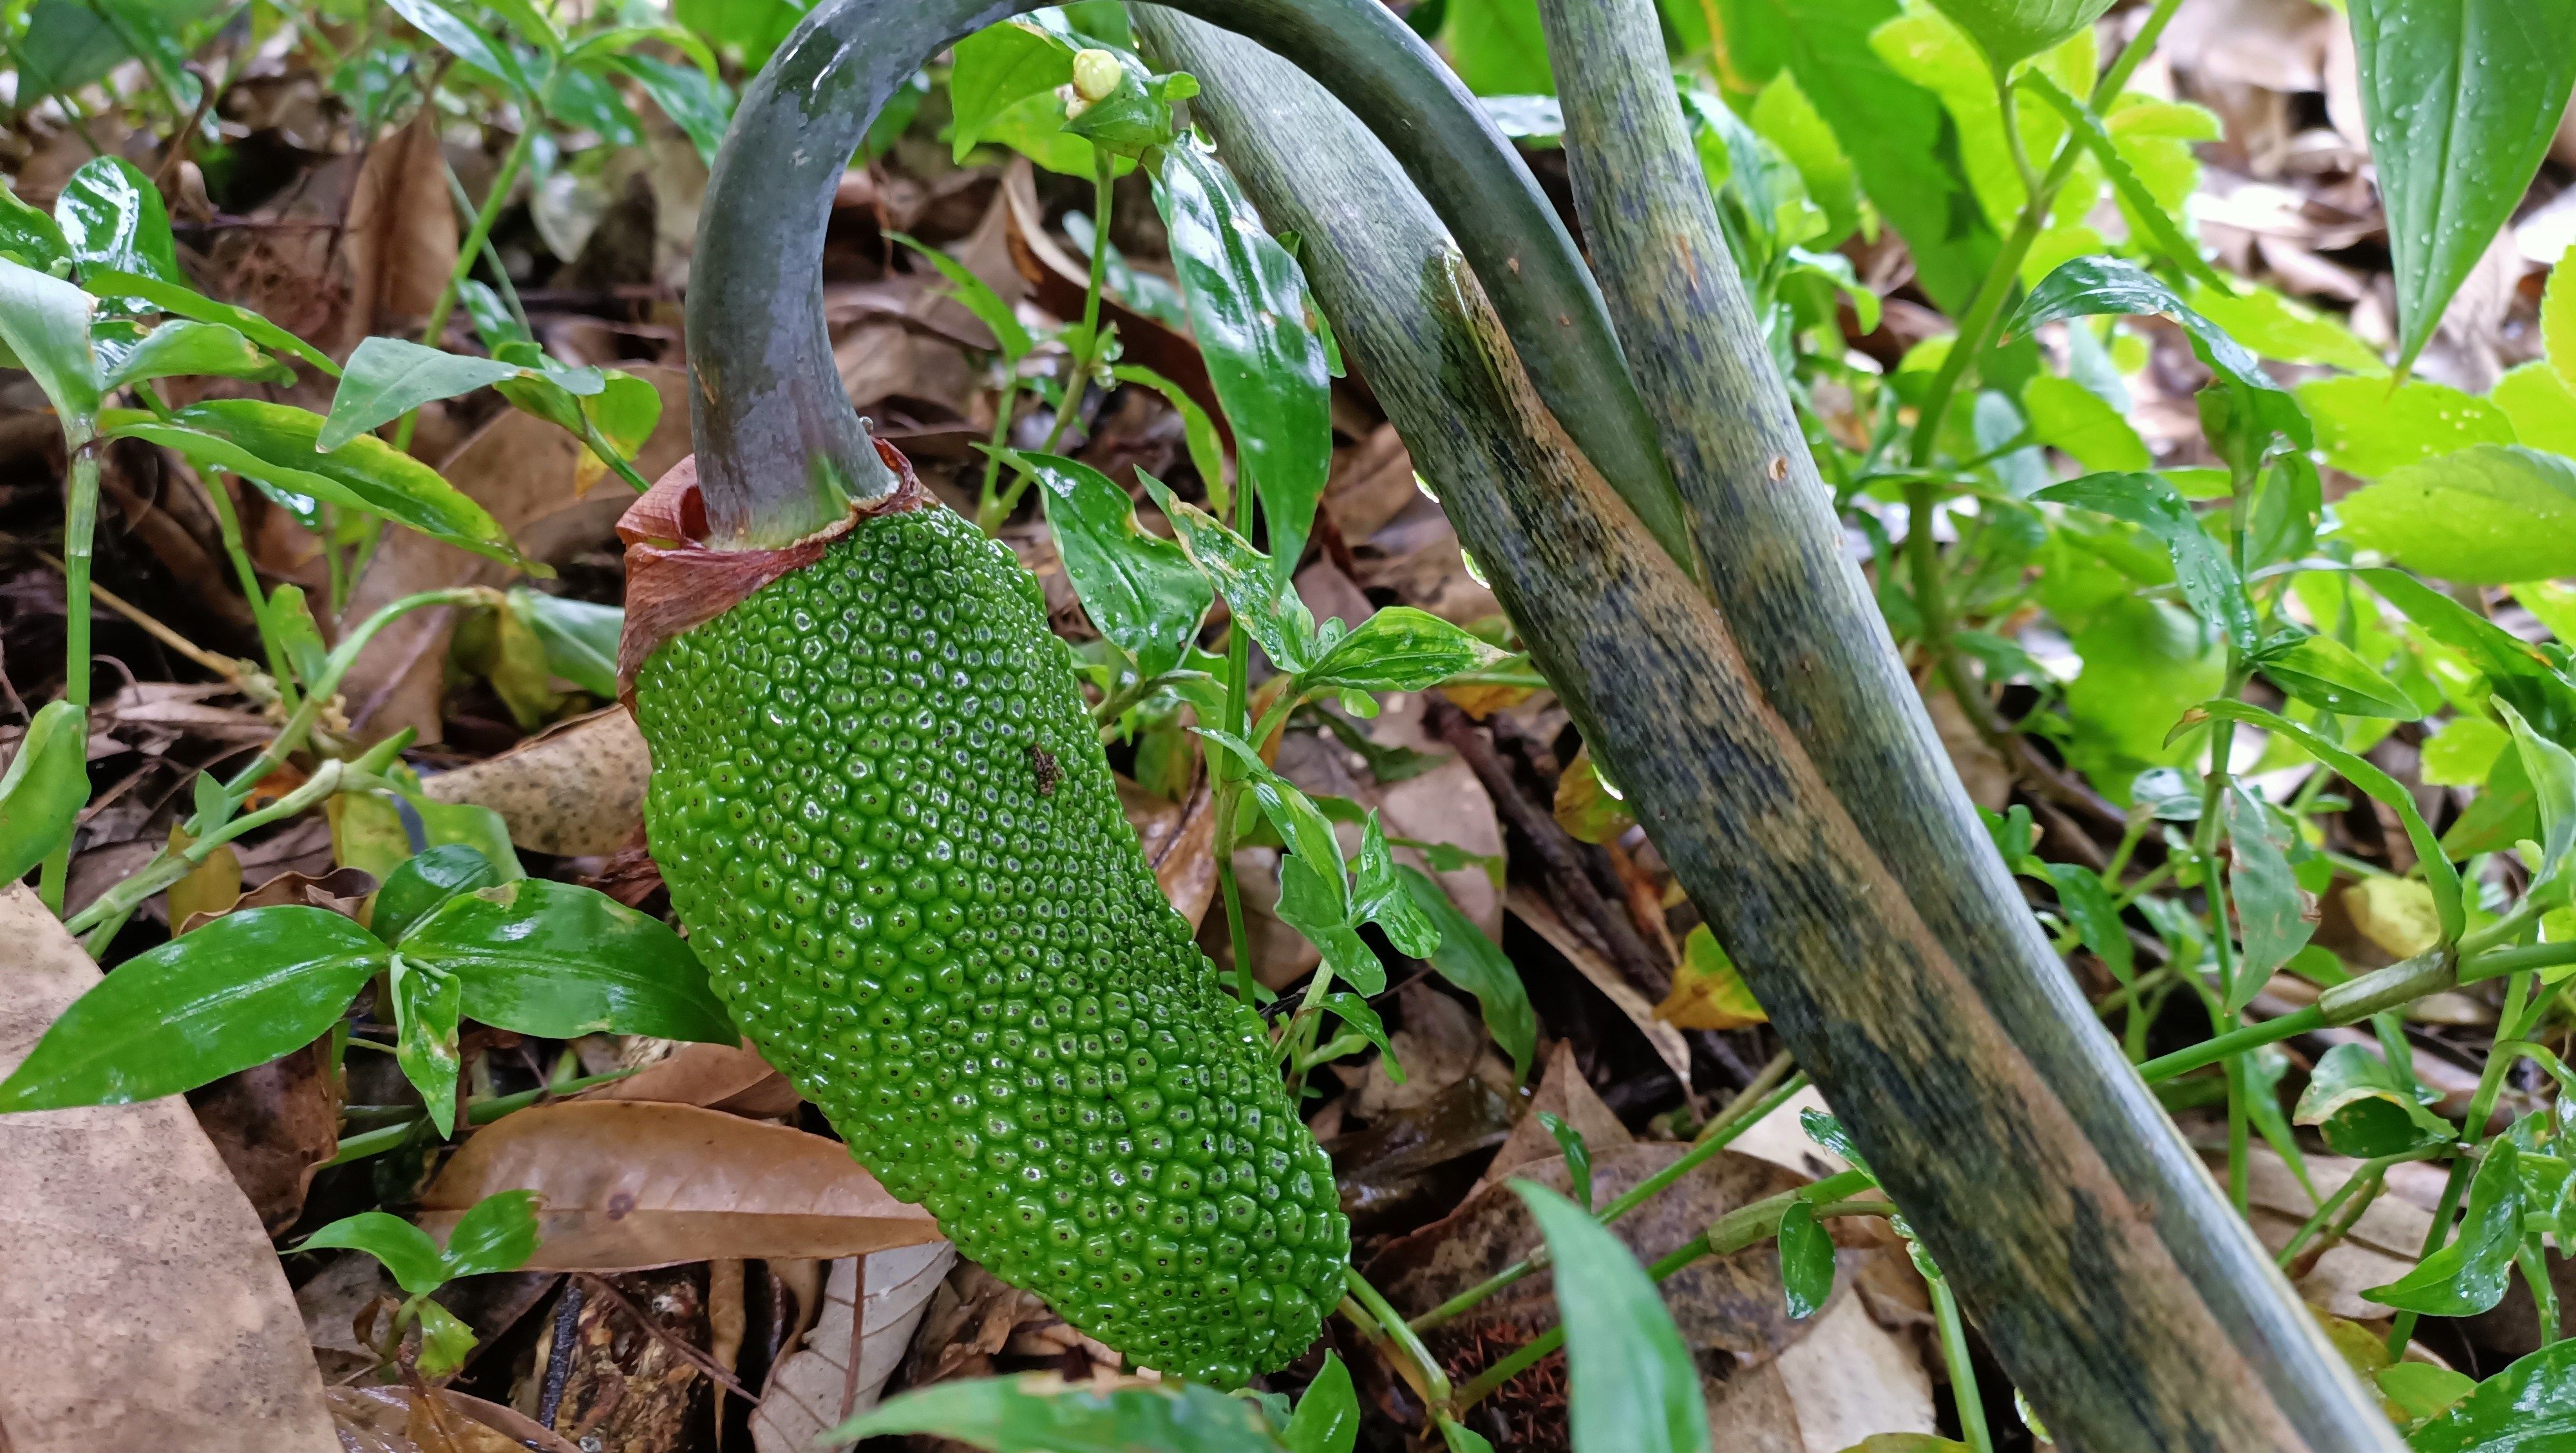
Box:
985 153 1120 531
1454 1231 1712 1410
2137 1007 2327 1084
2390 972 2533 1358
1347 1265 1451 1409
1933 1271 1997 1453
394 123 537 453
1994 67 2041 204
443 160 531 336
197 470 296 712
2523 1239 2559 1347
41 431 100 914
1410 1072 1810 1333
2465 938 2576 983
578 415 655 495
326 1066 640 1164
974 375 1025 532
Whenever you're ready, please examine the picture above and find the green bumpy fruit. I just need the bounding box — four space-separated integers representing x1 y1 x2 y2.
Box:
633 502 1349 1385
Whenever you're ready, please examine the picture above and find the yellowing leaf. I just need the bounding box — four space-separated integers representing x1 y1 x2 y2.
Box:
1553 746 1636 846
1656 925 1767 1030
164 824 242 935
2344 877 2443 960
2549 243 2576 395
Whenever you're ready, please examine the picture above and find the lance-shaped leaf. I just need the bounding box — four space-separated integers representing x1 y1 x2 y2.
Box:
0 174 68 267
1515 1182 1714 1453
2253 632 2420 721
511 589 621 699
101 319 293 390
1154 140 1331 581
0 256 101 423
81 267 339 375
298 1212 450 1295
893 232 1032 363
391 953 464 1134
56 155 181 285
2363 567 2576 746
388 0 535 96
2348 0 2576 372
833 1374 1287 1450
1318 992 1401 1084
319 336 523 450
948 17 1077 161
1398 867 1536 1083
2018 71 2226 292
397 878 738 1045
1350 811 1439 958
2040 860 2132 984
609 53 734 167
1138 472 1318 670
1298 607 1512 695
1112 366 1226 509
2293 1043 2456 1159
0 907 388 1110
371 844 507 946
2500 702 2576 898
0 700 88 884
1019 453 1211 680
2013 257 2304 448
108 400 527 565
2036 472 2255 653
2367 1138 2523 1316
1777 1201 1835 1319
2223 788 2313 1011
2339 446 2576 587
2407 1340 2576 1452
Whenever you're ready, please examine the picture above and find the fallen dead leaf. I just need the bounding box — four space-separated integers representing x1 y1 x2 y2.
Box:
339 109 456 350
578 1038 799 1117
2234 1144 2434 1322
417 1101 943 1270
419 707 654 857
190 1034 343 1233
751 1243 958 1453
1506 885 1694 1088
177 864 376 936
1464 1040 1632 1202
325 1385 580 1453
0 883 337 1452
1345 980 1515 1119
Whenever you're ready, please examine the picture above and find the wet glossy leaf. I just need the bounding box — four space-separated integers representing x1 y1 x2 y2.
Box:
2382 1363 2478 1426
949 17 1077 162
109 401 524 565
388 0 534 96
1300 607 1511 695
0 175 67 267
0 907 386 1110
392 953 464 1135
510 589 621 699
0 700 89 884
2256 633 2422 722
55 155 180 285
80 267 338 375
1351 812 1440 959
1777 1201 1835 1319
2298 376 2517 480
372 843 506 946
413 1299 478 1379
2369 1139 2522 1316
1282 1353 1358 1453
2348 0 2576 371
0 256 102 422
1023 455 1211 681
2295 1043 2457 1159
1656 925 1769 1030
1139 475 1318 670
439 1189 540 1277
298 1211 449 1295
2409 1340 2576 1450
1537 1112 1594 1210
101 319 290 390
2014 258 2298 435
405 790 526 881
1929 0 2110 73
1154 141 1331 580
1802 1108 1875 1178
2036 472 2255 653
2188 700 2465 941
1516 1181 1712 1453
833 1373 1286 1450
1399 867 1537 1083
2223 788 2312 1009
320 337 520 450
2340 447 2576 586
1553 746 1639 847
1318 992 1401 1084
400 880 737 1045
2040 860 2132 983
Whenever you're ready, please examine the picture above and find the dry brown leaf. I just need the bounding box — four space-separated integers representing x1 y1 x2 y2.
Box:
0 884 337 1452
325 1385 580 1453
191 1035 343 1233
419 707 654 857
578 1038 797 1116
178 864 375 936
340 109 457 350
750 1243 958 1453
340 366 692 745
2234 1144 2434 1321
1466 1040 1633 1201
417 1101 943 1269
1346 980 1513 1119
1506 885 1694 1087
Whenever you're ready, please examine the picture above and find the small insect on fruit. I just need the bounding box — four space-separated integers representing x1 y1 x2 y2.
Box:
631 479 1349 1387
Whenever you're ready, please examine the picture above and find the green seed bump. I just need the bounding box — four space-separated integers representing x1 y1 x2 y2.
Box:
633 503 1349 1385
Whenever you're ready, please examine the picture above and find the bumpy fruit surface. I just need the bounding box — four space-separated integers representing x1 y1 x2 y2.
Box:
633 502 1349 1384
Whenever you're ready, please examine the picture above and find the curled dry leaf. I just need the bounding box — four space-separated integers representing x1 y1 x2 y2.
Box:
416 1100 943 1271
176 864 376 936
338 108 455 350
1119 774 1220 928
0 884 336 1453
324 1384 579 1453
579 1037 799 1117
750 1243 959 1453
419 707 654 858
533 1268 711 1450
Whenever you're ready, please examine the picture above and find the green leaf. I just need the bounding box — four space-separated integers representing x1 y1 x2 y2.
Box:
372 843 506 946
1153 142 1332 582
1535 1110 1593 1208
0 700 89 884
2294 1042 2458 1159
0 256 102 423
1717 0 1999 312
2339 446 2576 585
2368 1139 2523 1316
1777 1201 1835 1319
2223 788 2313 1009
949 17 1078 162
832 1373 1287 1450
1801 1108 1876 1178
0 175 69 268
2299 375 2517 480
2185 278 2385 375
413 1298 478 1380
2040 860 2131 984
298 1211 450 1296
511 589 621 699
388 0 535 97
2187 700 2465 941
2496 363 2576 459
401 879 736 1045
609 52 734 167
2347 0 2576 372
2022 374 2149 472
1137 474 1318 671
1397 867 1537 1083
80 268 338 375
1299 607 1511 696
439 1188 540 1277
2423 717 2512 789
2408 1340 2576 1450
1319 991 1401 1084
1282 1352 1359 1453
1929 0 2110 73
2362 567 2576 747
2013 258 2293 424
2018 71 2225 292
404 789 526 880
2382 1363 2479 1427
321 337 522 450
2255 632 2423 721
1021 454 1211 681
1439 0 1555 95
391 953 464 1135
2035 472 2255 654
1113 366 1227 511
1351 812 1441 958
1514 1181 1713 1453
56 155 180 285
2500 701 2576 895
108 401 526 566
101 319 292 390
892 231 1032 363
0 907 386 1111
